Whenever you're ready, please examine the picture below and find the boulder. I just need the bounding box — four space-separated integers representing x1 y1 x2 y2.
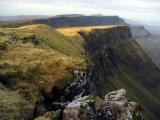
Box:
63 96 95 120
102 89 143 120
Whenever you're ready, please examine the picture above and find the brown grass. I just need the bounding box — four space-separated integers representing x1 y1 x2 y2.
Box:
17 24 47 30
1 43 86 94
56 25 122 36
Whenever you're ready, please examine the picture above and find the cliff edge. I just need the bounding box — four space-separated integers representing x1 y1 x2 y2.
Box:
79 26 160 120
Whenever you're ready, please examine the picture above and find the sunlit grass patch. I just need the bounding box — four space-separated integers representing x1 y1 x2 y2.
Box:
56 25 121 36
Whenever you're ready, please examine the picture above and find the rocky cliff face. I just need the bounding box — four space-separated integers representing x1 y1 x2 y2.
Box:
79 26 160 120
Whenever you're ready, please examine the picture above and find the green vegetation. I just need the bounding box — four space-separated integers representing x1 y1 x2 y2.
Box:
0 37 10 50
0 83 29 120
0 24 85 58
0 24 87 119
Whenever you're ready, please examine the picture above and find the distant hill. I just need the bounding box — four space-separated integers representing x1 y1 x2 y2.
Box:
0 15 50 21
0 16 126 28
145 26 160 35
130 25 151 37
124 18 145 26
55 14 85 18
127 23 160 70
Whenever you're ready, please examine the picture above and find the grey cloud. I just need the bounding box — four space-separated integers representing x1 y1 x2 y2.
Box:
0 0 160 25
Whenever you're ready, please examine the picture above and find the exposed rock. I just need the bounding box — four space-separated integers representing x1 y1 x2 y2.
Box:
105 89 128 106
63 96 95 120
100 89 143 120
64 70 93 101
21 34 40 46
63 89 142 120
96 106 116 120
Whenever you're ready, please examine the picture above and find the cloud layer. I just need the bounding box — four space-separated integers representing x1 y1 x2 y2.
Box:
0 0 160 25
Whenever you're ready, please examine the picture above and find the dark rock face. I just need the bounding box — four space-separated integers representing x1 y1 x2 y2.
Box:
64 70 96 102
96 106 116 120
80 26 132 49
79 26 133 95
79 26 133 86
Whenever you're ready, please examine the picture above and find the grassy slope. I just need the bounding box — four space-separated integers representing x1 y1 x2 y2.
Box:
9 24 84 58
0 24 86 119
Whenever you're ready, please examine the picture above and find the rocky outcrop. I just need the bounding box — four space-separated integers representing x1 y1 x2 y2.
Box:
96 89 143 120
64 70 95 101
44 69 95 110
103 89 143 120
63 96 95 120
63 89 143 120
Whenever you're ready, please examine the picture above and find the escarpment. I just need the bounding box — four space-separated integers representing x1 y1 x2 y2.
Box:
0 24 160 120
79 26 160 120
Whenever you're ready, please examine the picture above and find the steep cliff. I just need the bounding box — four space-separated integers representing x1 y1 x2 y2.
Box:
79 26 160 120
0 24 160 120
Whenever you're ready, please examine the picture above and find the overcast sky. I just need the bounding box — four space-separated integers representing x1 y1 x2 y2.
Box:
0 0 160 25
